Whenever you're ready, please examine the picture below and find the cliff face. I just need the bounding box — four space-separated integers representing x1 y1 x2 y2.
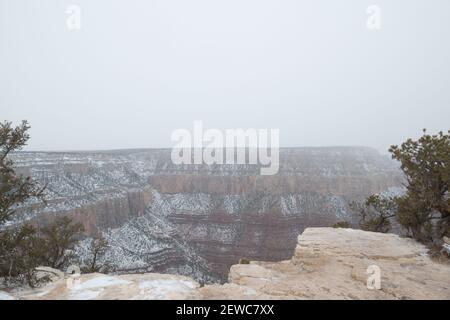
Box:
11 147 404 282
8 228 450 300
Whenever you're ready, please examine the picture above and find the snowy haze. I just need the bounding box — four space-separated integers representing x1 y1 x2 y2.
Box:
1 0 449 153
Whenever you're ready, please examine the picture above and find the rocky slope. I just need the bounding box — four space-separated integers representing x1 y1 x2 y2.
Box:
10 148 404 282
5 228 449 300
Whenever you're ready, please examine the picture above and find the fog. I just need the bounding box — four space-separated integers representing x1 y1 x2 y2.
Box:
1 0 449 153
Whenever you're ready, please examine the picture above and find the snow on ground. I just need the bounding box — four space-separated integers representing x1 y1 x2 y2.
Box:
72 275 131 291
68 275 132 300
0 291 16 300
137 279 196 299
13 273 201 300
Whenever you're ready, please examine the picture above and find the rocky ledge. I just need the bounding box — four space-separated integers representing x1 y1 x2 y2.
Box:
2 228 449 300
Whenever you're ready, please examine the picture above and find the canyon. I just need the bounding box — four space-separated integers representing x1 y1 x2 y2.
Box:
10 147 403 282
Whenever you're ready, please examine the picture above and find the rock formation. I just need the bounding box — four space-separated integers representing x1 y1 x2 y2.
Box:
3 228 449 300
201 228 450 299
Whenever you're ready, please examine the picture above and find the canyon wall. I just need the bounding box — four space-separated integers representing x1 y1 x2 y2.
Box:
11 147 404 282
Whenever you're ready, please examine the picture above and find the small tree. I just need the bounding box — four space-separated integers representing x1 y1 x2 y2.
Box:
351 195 397 233
352 130 449 247
0 224 47 286
81 235 110 273
389 130 449 244
40 216 84 270
0 121 85 286
0 121 45 224
0 121 46 286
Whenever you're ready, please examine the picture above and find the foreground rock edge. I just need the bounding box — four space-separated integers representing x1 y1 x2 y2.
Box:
2 228 449 300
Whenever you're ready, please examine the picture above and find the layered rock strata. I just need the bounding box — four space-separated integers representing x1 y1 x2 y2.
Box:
10 148 404 281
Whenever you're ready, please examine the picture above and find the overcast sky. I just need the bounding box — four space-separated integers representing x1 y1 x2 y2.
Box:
1 0 449 153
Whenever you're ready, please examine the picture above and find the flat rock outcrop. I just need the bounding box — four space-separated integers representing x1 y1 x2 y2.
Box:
4 228 449 300
200 228 450 299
